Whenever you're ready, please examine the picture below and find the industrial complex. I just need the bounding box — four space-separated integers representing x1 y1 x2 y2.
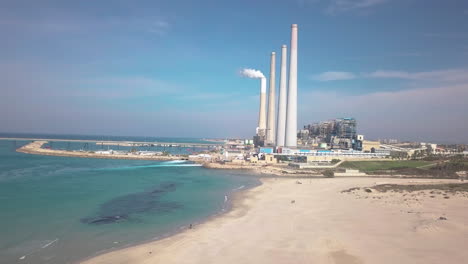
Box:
12 23 466 176
249 24 298 149
234 24 452 168
241 24 383 160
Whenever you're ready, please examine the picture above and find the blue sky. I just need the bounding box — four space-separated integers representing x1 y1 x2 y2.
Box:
1 0 468 143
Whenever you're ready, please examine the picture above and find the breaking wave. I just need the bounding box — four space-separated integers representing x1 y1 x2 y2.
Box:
97 162 201 171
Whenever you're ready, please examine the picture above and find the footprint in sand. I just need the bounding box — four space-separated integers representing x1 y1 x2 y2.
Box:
329 249 363 264
320 239 363 264
414 218 445 233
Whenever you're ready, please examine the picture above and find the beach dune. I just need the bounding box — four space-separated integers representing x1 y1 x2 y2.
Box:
81 178 468 264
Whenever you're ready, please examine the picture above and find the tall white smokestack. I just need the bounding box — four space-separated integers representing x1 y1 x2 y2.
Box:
259 77 267 134
240 68 267 136
266 52 276 145
285 24 298 147
276 45 287 147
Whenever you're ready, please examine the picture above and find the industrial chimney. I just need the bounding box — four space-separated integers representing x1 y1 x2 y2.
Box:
276 45 287 147
257 77 267 137
266 52 276 145
285 24 298 147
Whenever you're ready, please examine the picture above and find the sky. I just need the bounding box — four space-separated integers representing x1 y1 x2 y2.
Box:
1 0 468 143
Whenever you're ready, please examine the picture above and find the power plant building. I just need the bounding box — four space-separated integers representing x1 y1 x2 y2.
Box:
302 118 359 150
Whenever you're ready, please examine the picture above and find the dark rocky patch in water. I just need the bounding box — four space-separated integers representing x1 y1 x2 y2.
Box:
81 182 182 225
83 214 129 224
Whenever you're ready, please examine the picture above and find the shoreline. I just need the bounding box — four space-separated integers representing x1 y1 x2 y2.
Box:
0 137 219 146
12 140 342 177
14 141 331 178
78 175 262 264
7 140 468 263
78 176 266 264
15 140 448 179
80 177 468 264
16 141 186 161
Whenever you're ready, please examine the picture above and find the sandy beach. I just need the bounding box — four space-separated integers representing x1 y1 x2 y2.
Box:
202 161 325 177
81 177 468 264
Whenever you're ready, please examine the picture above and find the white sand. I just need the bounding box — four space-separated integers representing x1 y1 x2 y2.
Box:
81 178 468 264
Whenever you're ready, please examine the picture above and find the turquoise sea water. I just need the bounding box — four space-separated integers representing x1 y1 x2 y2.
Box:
0 132 223 155
0 139 258 264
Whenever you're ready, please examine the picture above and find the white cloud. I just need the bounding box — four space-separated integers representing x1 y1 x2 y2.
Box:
0 61 182 99
366 69 468 82
107 17 170 35
0 15 170 35
311 71 357 81
305 67 468 142
344 52 424 61
147 19 170 35
299 83 468 143
325 0 388 14
423 33 468 39
313 68 468 83
76 76 182 98
297 0 390 15
0 17 82 32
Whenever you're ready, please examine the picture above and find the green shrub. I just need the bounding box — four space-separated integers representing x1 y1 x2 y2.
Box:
323 170 334 178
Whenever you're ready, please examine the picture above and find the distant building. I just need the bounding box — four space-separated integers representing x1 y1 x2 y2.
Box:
244 139 254 145
303 117 358 150
362 140 381 153
330 136 353 150
297 129 309 140
249 154 277 164
259 147 274 154
336 118 356 139
264 154 277 164
380 139 399 144
253 135 265 147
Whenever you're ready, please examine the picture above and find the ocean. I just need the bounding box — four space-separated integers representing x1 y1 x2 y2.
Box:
0 136 259 264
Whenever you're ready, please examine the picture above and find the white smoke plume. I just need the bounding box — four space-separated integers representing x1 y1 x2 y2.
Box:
240 68 265 79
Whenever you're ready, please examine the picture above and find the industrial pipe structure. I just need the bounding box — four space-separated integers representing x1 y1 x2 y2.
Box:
257 77 267 137
276 45 288 147
285 24 298 147
266 52 276 145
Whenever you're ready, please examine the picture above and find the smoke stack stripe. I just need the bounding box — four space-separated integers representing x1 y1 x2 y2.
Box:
276 45 287 147
285 24 298 147
266 52 276 145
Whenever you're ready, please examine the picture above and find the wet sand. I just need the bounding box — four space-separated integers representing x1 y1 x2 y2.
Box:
81 177 468 264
